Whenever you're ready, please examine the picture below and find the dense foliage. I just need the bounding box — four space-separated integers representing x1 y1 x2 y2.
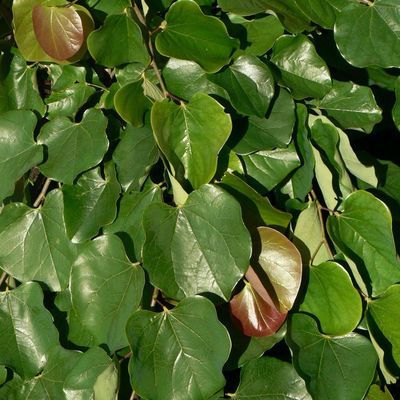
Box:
1 0 400 398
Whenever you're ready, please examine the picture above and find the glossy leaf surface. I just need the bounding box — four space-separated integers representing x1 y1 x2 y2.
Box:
151 93 231 189
37 108 109 184
87 14 150 67
156 1 238 72
256 227 302 312
335 0 400 68
69 234 145 351
143 184 252 300
327 190 400 296
0 190 76 291
272 34 331 99
62 163 120 243
209 55 274 117
32 4 83 60
288 313 378 400
126 296 230 400
0 282 59 379
232 356 311 399
300 261 362 335
0 110 43 202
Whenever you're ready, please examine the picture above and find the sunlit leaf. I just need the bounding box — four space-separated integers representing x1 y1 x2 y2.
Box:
127 296 231 400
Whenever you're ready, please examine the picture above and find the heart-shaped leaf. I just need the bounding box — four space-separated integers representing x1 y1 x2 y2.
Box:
272 34 332 99
232 356 311 399
256 227 302 312
32 4 84 61
62 163 120 243
335 0 400 68
155 0 238 73
0 190 76 291
37 108 109 184
230 266 287 337
0 110 43 202
68 234 145 351
300 261 362 335
142 184 252 300
126 296 231 400
327 190 400 296
0 282 59 379
208 55 274 117
151 93 231 189
87 13 150 67
288 313 378 400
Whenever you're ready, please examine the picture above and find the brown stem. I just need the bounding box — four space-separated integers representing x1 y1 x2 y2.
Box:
131 1 169 98
33 178 52 208
119 351 132 364
150 287 159 308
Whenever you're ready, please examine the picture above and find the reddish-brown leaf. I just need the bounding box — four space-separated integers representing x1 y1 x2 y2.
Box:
32 4 84 61
230 266 287 337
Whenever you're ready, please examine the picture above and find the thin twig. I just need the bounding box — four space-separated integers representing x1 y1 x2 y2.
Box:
150 287 159 308
33 178 52 208
0 271 8 287
119 351 132 364
131 1 169 98
129 390 137 400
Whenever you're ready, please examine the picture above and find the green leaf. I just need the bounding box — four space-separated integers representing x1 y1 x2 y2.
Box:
299 261 362 335
271 34 332 99
155 0 238 73
316 80 382 133
0 110 43 202
230 14 284 57
46 82 95 120
208 55 274 117
327 190 400 296
151 93 231 189
293 201 331 266
63 347 115 399
84 0 130 17
218 0 312 33
241 145 301 192
12 0 66 62
87 14 150 67
367 284 400 369
393 77 400 131
114 80 152 127
310 117 354 200
93 362 119 400
126 296 231 400
68 234 145 351
104 186 163 262
256 227 302 312
232 356 311 399
219 172 292 230
48 64 86 91
62 163 120 243
0 282 59 379
290 104 315 200
365 384 394 400
112 122 159 191
0 49 46 115
32 4 84 60
162 58 226 101
0 366 6 386
0 190 76 291
293 0 346 29
288 313 378 400
142 184 252 300
335 0 400 68
233 88 295 154
37 108 109 184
